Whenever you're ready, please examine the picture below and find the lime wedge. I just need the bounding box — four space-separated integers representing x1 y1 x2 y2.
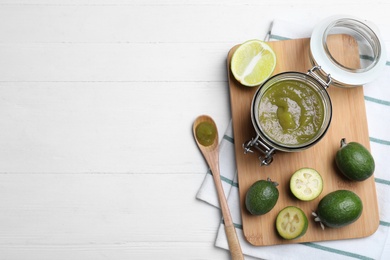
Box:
231 40 276 87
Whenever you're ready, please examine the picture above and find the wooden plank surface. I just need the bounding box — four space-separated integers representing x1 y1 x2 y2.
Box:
228 36 379 246
1 1 389 259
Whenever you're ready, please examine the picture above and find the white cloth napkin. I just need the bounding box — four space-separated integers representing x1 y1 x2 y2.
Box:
197 19 390 260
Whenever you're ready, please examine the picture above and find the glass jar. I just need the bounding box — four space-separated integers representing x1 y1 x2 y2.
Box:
244 15 386 166
310 15 387 87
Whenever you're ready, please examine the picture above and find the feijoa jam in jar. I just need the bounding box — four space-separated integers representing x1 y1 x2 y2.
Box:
256 73 331 147
246 72 332 165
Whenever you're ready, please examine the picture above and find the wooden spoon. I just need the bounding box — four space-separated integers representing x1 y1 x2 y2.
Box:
193 115 244 260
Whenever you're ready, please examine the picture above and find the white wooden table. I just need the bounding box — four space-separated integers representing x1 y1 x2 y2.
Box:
1 1 389 259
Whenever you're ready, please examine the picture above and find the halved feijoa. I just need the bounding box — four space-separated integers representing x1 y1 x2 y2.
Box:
276 206 308 240
290 168 323 201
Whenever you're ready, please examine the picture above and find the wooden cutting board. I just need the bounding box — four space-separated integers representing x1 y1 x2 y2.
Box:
227 35 379 246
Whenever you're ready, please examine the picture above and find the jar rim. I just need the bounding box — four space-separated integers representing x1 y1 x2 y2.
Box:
310 15 387 87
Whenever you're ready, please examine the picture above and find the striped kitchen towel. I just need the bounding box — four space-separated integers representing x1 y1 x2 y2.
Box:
196 18 390 260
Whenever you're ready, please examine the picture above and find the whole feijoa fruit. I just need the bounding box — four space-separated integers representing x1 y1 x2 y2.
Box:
313 190 363 229
245 178 279 215
335 138 375 181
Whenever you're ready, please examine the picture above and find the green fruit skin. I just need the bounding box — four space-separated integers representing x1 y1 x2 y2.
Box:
245 180 279 215
335 142 375 181
317 190 363 228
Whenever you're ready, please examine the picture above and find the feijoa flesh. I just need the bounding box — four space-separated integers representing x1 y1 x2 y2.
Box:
290 168 323 201
276 206 308 239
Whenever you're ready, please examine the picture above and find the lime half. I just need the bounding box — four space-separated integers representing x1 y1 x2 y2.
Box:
231 40 276 87
276 206 308 240
290 168 323 201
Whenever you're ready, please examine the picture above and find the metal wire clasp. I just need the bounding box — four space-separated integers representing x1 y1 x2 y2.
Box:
307 66 332 89
243 135 275 166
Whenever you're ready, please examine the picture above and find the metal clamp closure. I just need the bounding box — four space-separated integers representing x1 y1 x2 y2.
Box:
307 66 332 89
243 135 275 166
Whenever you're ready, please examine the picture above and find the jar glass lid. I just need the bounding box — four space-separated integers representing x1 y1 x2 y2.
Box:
310 15 387 87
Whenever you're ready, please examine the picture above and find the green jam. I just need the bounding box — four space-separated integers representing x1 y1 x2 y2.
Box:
196 122 217 146
258 80 325 145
